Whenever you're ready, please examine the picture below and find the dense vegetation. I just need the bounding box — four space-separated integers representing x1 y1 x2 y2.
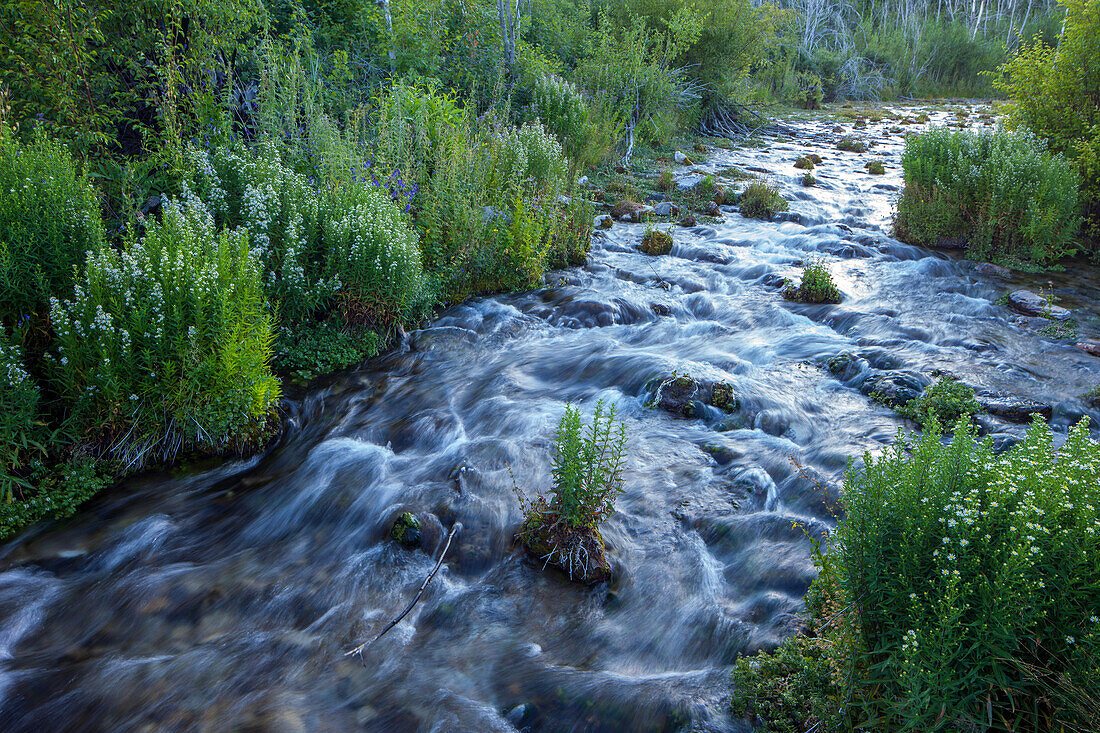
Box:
733 418 1100 731
895 127 1081 264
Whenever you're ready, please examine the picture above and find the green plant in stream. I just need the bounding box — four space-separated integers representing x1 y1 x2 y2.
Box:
739 181 788 220
896 376 979 428
515 400 627 582
783 259 841 303
894 127 1081 264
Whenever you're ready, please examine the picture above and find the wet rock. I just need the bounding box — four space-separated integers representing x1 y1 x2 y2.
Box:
991 433 1022 454
973 262 1011 278
652 201 679 217
977 393 1053 423
674 150 690 164
1006 289 1071 320
823 352 867 383
594 214 613 229
645 375 739 418
1075 340 1100 357
610 201 644 221
859 371 925 407
705 201 720 217
702 442 742 465
650 303 672 317
773 211 803 224
505 704 533 727
678 214 697 227
391 512 421 548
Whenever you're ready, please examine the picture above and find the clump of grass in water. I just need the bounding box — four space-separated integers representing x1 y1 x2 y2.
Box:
782 259 841 303
739 181 788 220
639 222 673 255
514 400 627 583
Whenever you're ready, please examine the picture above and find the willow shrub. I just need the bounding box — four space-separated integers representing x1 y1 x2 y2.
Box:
735 418 1100 731
50 200 280 468
895 127 1081 264
0 123 103 324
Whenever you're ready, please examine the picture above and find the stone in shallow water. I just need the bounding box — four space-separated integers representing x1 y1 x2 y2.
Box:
977 393 1053 423
972 262 1011 278
1006 289 1071 320
391 512 421 548
859 370 925 407
1075 340 1100 357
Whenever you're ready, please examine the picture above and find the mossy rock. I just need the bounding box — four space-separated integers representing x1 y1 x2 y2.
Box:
391 512 422 548
865 161 885 175
801 173 817 187
837 137 868 153
610 200 644 220
794 156 815 170
712 382 739 412
519 511 611 584
808 154 823 164
639 229 673 255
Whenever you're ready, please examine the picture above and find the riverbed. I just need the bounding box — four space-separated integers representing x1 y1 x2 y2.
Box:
1 105 1098 732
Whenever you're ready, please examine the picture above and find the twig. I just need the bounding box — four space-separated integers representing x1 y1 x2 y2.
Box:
343 522 462 660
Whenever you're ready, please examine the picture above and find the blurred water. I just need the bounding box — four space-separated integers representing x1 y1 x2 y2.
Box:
1 105 1098 732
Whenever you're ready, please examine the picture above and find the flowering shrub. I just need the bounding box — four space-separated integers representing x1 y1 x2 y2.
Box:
1 335 42 502
735 417 1100 731
50 200 280 467
895 127 1081 264
0 123 103 322
321 182 426 328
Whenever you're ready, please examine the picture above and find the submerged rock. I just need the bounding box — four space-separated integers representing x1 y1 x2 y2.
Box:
1006 289 1071 320
972 262 1011 278
977 393 1053 423
859 371 925 407
391 512 422 548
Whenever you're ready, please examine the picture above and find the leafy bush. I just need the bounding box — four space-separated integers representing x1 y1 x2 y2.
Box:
782 259 841 303
274 321 381 382
50 200 281 467
996 0 1100 241
0 457 110 541
822 419 1098 729
894 127 1081 264
897 376 979 428
1 334 42 502
532 74 617 169
0 124 103 323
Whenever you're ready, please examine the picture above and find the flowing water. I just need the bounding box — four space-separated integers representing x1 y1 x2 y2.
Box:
2 106 1099 732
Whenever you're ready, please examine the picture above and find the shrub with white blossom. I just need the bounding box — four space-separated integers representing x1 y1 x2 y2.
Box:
733 416 1100 731
50 199 280 468
1 335 42 501
0 123 103 323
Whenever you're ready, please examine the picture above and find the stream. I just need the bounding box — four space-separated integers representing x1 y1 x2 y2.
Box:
2 106 1099 732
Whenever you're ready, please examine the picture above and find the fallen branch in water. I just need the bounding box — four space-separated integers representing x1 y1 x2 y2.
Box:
344 522 461 660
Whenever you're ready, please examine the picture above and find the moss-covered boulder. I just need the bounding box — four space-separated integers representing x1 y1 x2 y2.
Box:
391 512 422 548
645 375 738 417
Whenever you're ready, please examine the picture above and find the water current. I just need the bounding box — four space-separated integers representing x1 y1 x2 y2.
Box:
1 106 1098 732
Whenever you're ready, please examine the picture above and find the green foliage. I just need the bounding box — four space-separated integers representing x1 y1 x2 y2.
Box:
800 172 817 187
739 181 788 221
0 334 43 502
782 259 841 304
895 127 1081 264
730 633 845 733
639 223 673 255
836 136 868 153
996 0 1100 241
836 418 1100 729
50 200 281 467
865 160 885 175
532 74 619 169
0 457 110 541
794 156 814 170
897 376 979 428
0 124 103 323
274 320 381 382
544 400 628 530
